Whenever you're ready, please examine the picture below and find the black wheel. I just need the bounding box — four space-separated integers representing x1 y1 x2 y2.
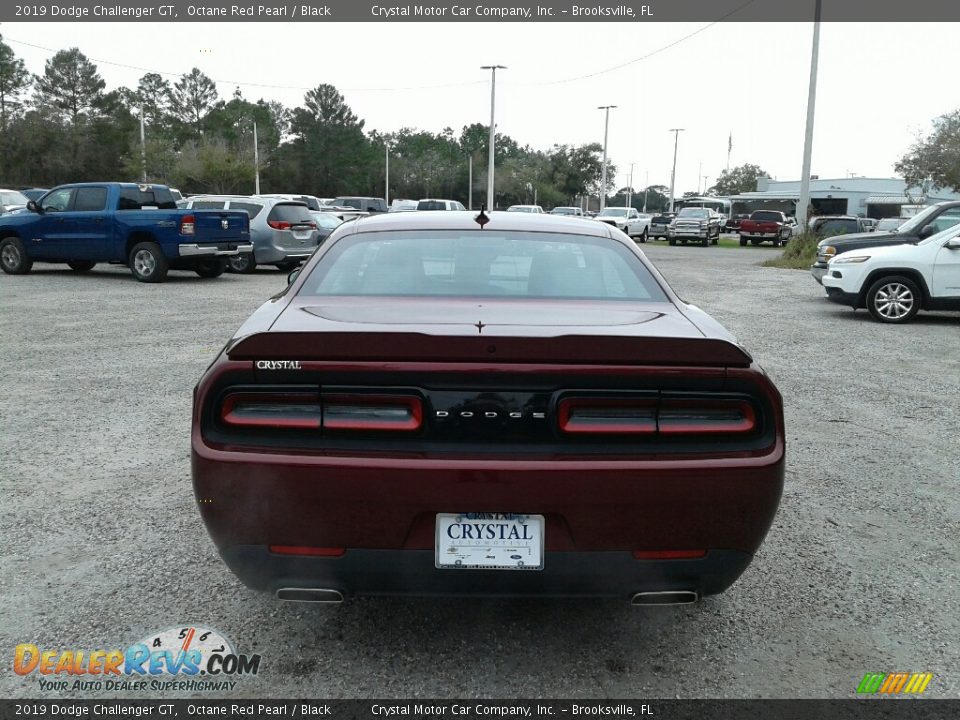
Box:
739 236 747 247
701 236 709 247
866 275 921 324
68 261 96 272
638 228 648 244
668 238 677 246
0 237 33 274
275 261 301 272
129 241 169 283
195 258 225 278
227 253 257 274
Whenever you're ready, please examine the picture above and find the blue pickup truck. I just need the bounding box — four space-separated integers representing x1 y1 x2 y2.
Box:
0 182 251 282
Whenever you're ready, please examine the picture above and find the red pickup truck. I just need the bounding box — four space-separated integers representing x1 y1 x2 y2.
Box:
739 210 795 247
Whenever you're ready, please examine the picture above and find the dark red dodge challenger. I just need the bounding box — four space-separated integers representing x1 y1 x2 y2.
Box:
192 211 784 604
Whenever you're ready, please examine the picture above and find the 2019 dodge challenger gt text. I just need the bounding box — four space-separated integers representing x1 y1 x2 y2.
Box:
192 211 785 604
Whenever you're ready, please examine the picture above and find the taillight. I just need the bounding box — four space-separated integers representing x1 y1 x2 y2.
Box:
220 392 321 430
218 392 422 433
180 214 195 235
268 220 292 230
556 396 757 436
322 394 422 432
658 398 756 435
558 397 656 435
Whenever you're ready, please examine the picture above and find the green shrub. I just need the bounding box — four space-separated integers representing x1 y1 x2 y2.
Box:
763 232 819 269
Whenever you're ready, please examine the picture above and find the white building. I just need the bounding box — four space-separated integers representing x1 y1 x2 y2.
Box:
728 177 960 219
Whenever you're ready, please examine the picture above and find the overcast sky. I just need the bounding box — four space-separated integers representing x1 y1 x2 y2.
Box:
3 20 959 193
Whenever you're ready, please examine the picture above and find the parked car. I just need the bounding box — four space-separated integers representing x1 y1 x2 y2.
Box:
738 211 793 247
192 210 785 602
669 208 722 246
860 218 879 232
182 195 320 273
256 193 324 212
595 207 652 241
874 217 909 233
724 214 750 234
810 215 868 240
810 202 960 284
0 189 29 214
417 199 467 211
649 212 676 240
389 199 419 212
309 211 344 242
20 188 49 202
549 206 586 217
506 204 545 213
822 223 960 323
169 188 184 202
334 196 388 213
0 183 250 282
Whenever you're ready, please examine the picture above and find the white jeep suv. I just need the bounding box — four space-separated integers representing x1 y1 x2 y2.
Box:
821 224 960 323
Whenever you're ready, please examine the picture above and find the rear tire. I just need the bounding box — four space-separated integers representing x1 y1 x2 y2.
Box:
701 236 709 247
0 237 33 274
195 258 225 278
739 236 747 247
68 261 96 272
227 253 257 274
129 241 169 283
668 238 676 246
866 275 921 324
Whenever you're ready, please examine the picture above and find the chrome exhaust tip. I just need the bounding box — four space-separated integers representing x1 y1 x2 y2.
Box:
631 590 699 606
276 588 344 603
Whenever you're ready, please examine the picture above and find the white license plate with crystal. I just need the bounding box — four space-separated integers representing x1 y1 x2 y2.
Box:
435 513 544 570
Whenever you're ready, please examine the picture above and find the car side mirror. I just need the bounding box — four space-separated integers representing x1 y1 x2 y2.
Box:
27 200 41 214
946 237 960 249
918 225 936 239
287 268 301 285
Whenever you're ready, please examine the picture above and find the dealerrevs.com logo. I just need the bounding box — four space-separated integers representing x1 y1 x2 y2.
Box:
14 625 261 692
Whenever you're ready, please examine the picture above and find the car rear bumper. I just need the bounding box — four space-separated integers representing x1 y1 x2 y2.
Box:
219 545 755 600
178 242 253 257
192 443 784 597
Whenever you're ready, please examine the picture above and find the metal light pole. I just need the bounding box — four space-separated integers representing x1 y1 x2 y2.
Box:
627 163 635 209
668 128 685 213
384 143 390 206
139 106 147 182
797 0 822 228
481 65 506 210
643 170 649 213
598 105 616 211
468 155 473 210
252 120 260 195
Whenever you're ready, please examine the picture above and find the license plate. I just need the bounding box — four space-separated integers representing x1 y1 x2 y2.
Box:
293 230 311 240
435 513 544 570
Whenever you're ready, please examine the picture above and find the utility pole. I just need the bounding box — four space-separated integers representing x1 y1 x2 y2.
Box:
468 155 473 210
627 163 635 209
481 65 506 210
598 105 617 211
643 170 649 213
668 128 684 213
139 106 147 183
383 141 390 207
797 0 821 229
252 120 260 195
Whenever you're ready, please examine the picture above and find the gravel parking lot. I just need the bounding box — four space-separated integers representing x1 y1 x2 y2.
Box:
1 245 957 699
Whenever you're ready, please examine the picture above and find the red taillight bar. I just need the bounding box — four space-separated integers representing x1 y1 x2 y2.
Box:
220 392 321 430
558 397 657 435
180 214 195 235
322 394 422 432
218 392 422 433
557 396 757 436
268 220 292 230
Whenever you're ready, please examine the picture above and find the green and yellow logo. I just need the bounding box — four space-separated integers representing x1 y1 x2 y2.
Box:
856 672 933 695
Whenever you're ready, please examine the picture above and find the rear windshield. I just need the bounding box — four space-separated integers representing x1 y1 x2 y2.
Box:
678 208 710 218
191 200 227 210
298 231 668 301
117 186 177 210
815 219 859 234
267 203 314 224
1 190 29 206
751 211 783 222
417 201 449 211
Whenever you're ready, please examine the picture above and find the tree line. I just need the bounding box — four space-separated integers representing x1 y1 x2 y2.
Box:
0 36 648 209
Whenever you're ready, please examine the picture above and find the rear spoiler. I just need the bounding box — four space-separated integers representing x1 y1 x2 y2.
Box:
227 332 753 367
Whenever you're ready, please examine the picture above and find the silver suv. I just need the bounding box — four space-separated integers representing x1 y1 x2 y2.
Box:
181 195 320 273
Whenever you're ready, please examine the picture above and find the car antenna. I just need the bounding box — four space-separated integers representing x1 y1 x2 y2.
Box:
474 205 490 229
